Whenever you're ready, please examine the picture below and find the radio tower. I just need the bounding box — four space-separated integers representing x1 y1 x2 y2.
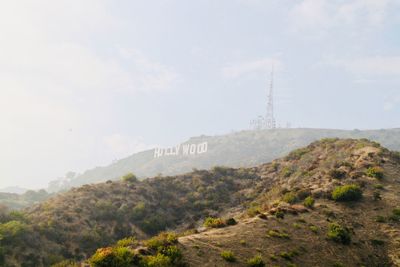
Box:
265 67 276 129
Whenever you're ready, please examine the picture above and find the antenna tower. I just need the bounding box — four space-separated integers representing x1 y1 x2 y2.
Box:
265 67 276 129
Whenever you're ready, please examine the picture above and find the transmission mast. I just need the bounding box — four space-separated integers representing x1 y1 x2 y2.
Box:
265 67 276 129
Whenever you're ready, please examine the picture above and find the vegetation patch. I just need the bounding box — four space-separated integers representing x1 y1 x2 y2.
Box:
327 223 351 244
329 169 346 179
221 250 236 262
303 196 315 208
365 167 384 180
331 184 362 202
267 229 290 239
203 217 225 228
282 192 298 204
246 254 265 267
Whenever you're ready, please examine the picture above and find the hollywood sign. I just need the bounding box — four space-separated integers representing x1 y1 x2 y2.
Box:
154 142 208 158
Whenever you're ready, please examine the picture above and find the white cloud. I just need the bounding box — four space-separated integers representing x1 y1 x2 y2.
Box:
327 56 400 76
222 58 283 79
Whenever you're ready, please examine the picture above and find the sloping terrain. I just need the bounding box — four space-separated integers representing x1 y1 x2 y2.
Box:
1 138 400 266
48 128 400 192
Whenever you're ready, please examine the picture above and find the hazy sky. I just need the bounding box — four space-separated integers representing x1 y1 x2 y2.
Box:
1 0 400 189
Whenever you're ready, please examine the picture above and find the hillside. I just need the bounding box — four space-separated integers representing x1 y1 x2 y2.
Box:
0 138 399 266
48 128 400 192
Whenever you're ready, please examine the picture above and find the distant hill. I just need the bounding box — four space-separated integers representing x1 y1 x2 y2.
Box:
0 186 28 194
48 128 400 192
1 138 400 266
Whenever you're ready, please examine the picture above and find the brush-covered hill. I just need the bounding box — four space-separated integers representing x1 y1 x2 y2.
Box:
48 128 400 192
1 138 400 266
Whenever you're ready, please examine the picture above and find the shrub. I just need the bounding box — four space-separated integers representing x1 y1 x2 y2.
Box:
225 218 237 226
247 206 261 217
389 208 400 222
121 173 138 183
373 184 384 190
282 192 298 204
373 191 382 201
116 237 137 247
329 169 346 179
203 217 225 228
145 232 178 251
366 167 384 180
0 220 28 242
275 210 285 219
221 251 236 262
142 253 172 267
309 225 318 233
303 196 315 208
89 247 136 267
281 167 294 177
375 215 386 223
331 184 362 202
267 229 290 239
247 255 265 267
327 223 351 244
279 250 298 261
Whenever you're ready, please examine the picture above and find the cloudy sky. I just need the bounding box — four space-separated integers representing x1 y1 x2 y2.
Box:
1 0 399 189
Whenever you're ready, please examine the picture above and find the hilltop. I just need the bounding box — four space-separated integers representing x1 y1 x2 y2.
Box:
0 138 399 266
48 128 400 192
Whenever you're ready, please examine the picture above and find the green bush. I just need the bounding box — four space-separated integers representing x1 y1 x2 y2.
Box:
247 254 265 267
303 196 315 208
331 184 362 202
0 220 28 242
203 217 225 228
89 247 136 267
282 192 298 204
116 237 137 247
267 229 290 239
121 173 138 183
366 167 384 179
281 167 294 177
221 250 236 262
225 218 237 226
145 232 178 251
141 253 172 267
51 260 79 267
309 225 318 233
247 206 261 217
327 223 351 244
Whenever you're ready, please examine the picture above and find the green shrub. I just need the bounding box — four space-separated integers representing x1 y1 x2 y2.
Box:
373 184 384 190
158 245 182 263
247 206 261 217
303 196 315 208
375 215 386 223
145 232 178 251
331 184 362 202
221 250 236 262
121 173 138 183
279 250 298 261
116 237 137 247
309 225 319 233
389 208 400 222
203 217 225 228
89 247 136 267
366 167 384 179
0 220 28 242
327 223 351 244
246 254 265 267
275 210 285 219
282 192 298 204
373 191 382 201
267 229 290 239
281 167 294 177
142 253 172 267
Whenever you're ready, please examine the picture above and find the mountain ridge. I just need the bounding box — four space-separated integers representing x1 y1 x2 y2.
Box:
48 128 400 192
